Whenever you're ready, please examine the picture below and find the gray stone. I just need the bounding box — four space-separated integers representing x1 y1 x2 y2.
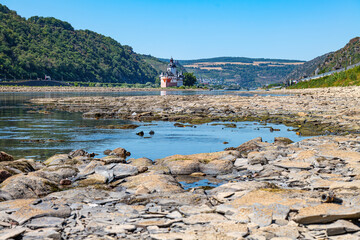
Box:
113 164 138 179
0 227 27 240
199 160 233 175
250 203 273 227
166 211 182 219
94 165 114 183
248 151 268 165
234 158 248 169
22 228 61 240
26 217 64 229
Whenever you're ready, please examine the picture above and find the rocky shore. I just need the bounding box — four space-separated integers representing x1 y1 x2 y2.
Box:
0 135 359 239
32 86 360 136
0 86 359 239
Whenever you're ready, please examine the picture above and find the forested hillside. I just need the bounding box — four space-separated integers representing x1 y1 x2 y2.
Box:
285 37 360 81
0 4 158 83
165 57 304 88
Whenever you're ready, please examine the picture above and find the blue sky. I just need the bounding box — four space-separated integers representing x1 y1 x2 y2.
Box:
1 0 359 61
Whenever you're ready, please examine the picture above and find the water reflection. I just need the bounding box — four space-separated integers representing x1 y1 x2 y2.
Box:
0 91 301 161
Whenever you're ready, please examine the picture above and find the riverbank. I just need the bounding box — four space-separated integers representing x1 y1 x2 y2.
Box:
0 134 359 239
32 86 360 136
0 86 205 93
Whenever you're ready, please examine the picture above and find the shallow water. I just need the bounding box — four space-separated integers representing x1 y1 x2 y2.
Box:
0 90 306 161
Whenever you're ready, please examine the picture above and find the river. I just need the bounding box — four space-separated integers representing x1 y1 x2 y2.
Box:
0 90 307 161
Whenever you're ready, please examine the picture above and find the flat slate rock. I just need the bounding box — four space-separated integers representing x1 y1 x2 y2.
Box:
26 216 64 229
294 203 360 224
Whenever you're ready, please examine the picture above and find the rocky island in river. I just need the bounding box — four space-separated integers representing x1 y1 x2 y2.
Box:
0 86 359 239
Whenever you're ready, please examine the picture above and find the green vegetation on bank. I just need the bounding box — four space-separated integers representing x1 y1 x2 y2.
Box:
0 4 158 84
288 65 360 89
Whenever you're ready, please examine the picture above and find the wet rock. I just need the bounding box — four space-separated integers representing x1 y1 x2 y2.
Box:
136 131 144 136
1 174 59 199
110 147 131 158
149 130 155 135
0 151 14 162
103 149 112 155
200 159 233 175
167 160 200 175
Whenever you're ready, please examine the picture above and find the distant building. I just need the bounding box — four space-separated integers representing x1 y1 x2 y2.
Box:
160 58 184 88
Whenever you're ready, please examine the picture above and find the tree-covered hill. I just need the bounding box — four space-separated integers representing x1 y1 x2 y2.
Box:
160 57 304 88
317 37 360 74
0 4 158 83
284 37 360 81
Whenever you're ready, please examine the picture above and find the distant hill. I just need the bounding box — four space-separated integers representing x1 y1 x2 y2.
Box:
285 37 360 81
161 57 305 88
0 4 158 83
318 37 360 74
289 64 360 89
283 53 330 81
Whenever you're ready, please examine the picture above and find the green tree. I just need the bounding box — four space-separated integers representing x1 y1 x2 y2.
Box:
183 72 197 86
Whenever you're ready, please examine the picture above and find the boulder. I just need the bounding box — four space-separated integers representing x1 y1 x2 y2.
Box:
128 157 153 167
43 154 71 166
274 137 294 145
248 151 268 165
226 137 262 157
122 173 183 193
112 164 138 179
0 170 12 183
100 155 126 164
69 149 94 158
110 147 131 158
1 174 59 199
0 151 14 162
29 166 78 183
26 217 65 229
199 160 233 175
0 160 36 174
167 160 200 175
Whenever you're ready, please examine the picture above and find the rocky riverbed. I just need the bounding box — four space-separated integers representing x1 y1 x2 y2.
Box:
0 135 359 239
31 86 360 136
0 86 359 239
